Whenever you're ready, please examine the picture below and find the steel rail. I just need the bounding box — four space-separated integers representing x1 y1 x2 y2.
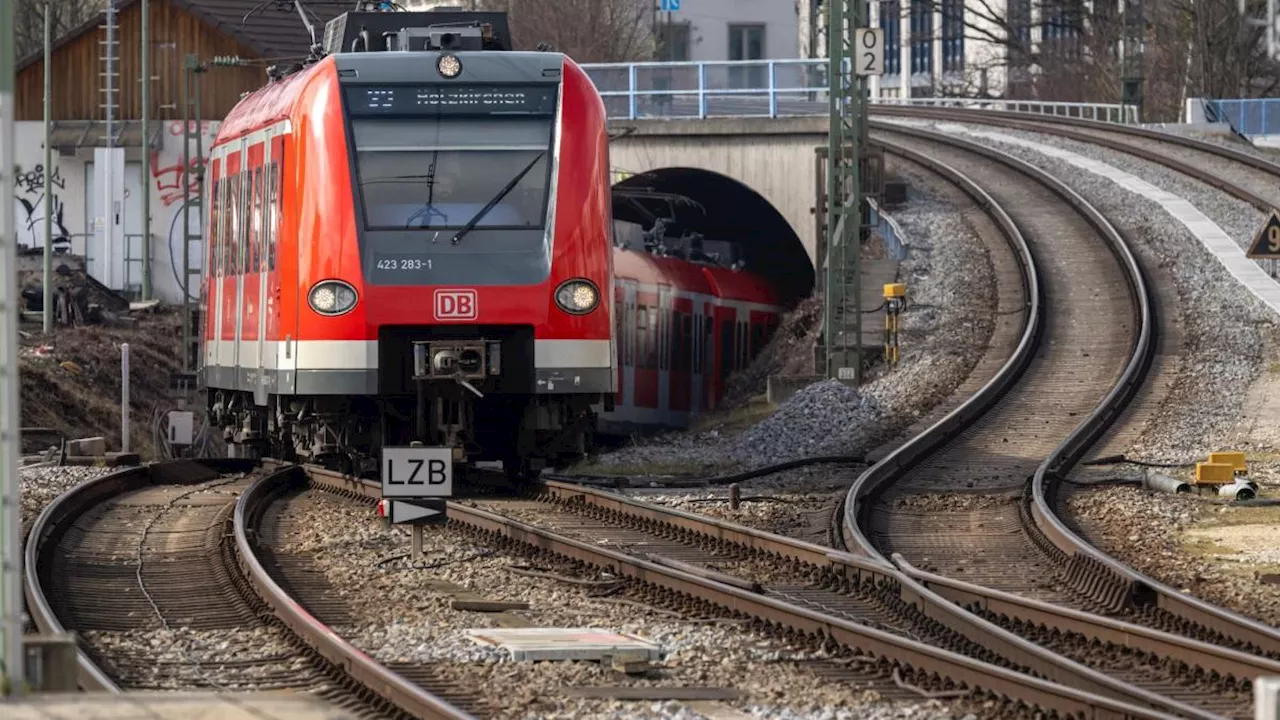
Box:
530 478 1280 685
839 120 1152 561
866 109 1280 656
296 461 1180 720
23 458 256 691
870 105 1280 182
235 465 476 720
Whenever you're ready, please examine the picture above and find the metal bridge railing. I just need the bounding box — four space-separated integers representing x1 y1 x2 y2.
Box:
580 59 1141 125
1203 98 1280 137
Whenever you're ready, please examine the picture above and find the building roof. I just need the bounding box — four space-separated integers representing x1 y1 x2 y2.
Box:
18 0 351 73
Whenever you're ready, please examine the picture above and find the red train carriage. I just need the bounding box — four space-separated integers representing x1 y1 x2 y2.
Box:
599 247 782 435
199 11 614 478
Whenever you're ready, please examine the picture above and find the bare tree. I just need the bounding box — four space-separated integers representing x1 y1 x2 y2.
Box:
888 0 1277 121
480 0 655 62
13 0 108 63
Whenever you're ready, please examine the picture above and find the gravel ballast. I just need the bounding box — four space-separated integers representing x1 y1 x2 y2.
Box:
282 490 968 719
20 464 116 529
588 162 999 474
892 118 1275 464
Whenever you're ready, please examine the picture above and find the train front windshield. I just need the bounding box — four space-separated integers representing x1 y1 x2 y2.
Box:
344 83 560 286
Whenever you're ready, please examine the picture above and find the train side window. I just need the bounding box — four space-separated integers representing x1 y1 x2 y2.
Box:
685 315 694 373
669 310 682 373
659 308 668 371
637 304 648 369
269 161 280 271
223 174 236 276
704 316 714 376
614 298 624 366
251 166 263 272
624 301 634 366
208 177 221 278
648 308 658 369
719 320 733 382
239 170 250 276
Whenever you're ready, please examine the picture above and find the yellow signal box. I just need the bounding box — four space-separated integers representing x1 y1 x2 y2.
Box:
1207 451 1247 476
1195 462 1235 485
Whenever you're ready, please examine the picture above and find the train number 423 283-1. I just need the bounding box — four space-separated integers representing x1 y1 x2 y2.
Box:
375 257 433 271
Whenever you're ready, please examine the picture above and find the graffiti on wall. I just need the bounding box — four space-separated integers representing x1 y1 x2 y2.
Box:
150 120 220 206
12 162 71 252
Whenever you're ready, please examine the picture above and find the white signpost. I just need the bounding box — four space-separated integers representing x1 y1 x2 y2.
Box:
853 28 885 76
381 445 453 557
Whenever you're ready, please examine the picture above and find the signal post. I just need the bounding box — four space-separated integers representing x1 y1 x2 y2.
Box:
380 443 451 558
823 2 884 385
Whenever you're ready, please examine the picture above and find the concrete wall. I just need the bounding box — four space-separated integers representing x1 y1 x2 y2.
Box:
610 116 826 263
12 119 217 304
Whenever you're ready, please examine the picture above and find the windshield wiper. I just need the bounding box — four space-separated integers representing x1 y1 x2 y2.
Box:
449 152 545 246
406 152 446 229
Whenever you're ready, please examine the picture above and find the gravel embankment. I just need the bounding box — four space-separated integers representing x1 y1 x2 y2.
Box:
1067 485 1280 626
20 464 116 530
284 491 967 720
896 118 1275 463
590 165 997 474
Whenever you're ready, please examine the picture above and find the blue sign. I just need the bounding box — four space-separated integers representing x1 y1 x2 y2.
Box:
661 0 681 10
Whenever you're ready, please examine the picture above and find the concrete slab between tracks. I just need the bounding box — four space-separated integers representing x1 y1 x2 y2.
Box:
4 691 354 719
465 627 662 661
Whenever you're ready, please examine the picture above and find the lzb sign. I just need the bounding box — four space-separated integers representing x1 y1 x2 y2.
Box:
434 289 477 321
381 447 454 497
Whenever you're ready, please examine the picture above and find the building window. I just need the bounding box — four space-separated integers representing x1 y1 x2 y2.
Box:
941 0 964 73
658 20 691 61
881 0 901 75
909 0 933 76
728 24 766 89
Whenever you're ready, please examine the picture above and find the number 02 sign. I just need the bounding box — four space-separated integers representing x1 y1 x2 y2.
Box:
854 28 885 76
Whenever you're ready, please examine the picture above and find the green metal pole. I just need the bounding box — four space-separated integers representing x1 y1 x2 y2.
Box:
0 0 26 697
141 0 152 299
824 0 842 380
851 0 864 386
180 57 190 371
42 3 52 335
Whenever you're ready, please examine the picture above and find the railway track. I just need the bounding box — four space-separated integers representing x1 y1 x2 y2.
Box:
274 129 1241 718
294 462 1182 720
823 121 1275 718
863 110 1280 647
872 106 1280 217
24 458 474 719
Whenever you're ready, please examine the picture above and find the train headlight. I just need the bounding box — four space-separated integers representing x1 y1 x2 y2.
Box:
554 279 599 315
437 53 462 78
308 280 358 316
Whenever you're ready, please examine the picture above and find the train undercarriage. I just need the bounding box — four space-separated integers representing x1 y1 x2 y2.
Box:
207 335 605 479
209 388 600 480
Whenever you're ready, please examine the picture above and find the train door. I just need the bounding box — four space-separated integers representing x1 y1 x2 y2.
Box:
232 137 251 390
710 304 737 410
220 148 242 382
656 284 672 419
618 280 637 413
242 139 265 401
204 155 222 376
251 132 277 406
669 294 693 417
688 297 703 416
702 307 715 411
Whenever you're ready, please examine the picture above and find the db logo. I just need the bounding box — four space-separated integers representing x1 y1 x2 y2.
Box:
434 289 477 321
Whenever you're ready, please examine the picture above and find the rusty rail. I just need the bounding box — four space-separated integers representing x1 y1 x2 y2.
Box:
864 108 1280 657
235 465 476 720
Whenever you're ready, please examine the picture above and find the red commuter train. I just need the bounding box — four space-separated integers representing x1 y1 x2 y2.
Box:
198 9 785 479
